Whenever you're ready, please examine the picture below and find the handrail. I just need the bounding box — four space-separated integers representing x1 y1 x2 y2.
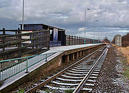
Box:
0 55 37 63
0 30 49 38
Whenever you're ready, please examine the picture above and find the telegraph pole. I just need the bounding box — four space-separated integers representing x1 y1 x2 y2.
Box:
22 0 24 30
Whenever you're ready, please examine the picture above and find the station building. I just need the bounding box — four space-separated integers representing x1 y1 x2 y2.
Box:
114 34 122 46
19 24 66 47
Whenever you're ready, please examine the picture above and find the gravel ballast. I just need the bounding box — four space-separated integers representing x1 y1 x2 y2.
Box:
92 46 129 93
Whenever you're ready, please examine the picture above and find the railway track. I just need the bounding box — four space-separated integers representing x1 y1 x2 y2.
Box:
25 46 108 93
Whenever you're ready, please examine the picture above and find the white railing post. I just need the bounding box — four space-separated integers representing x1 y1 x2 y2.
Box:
45 54 47 62
26 58 29 73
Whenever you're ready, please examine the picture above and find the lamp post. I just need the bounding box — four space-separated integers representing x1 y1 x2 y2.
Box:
84 8 90 28
22 0 24 30
84 8 90 42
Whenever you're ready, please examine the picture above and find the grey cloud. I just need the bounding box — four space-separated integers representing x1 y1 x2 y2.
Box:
0 0 129 31
0 0 10 8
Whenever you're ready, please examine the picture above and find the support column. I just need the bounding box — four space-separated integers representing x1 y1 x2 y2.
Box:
72 54 75 60
65 55 69 63
82 51 83 56
81 51 83 57
80 51 82 57
79 51 81 57
77 52 79 59
82 51 84 56
69 54 72 61
74 52 77 60
84 50 86 55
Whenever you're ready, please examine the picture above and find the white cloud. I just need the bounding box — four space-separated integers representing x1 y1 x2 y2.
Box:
78 27 86 31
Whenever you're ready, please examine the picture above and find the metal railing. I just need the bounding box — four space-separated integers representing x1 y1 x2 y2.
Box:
0 52 56 81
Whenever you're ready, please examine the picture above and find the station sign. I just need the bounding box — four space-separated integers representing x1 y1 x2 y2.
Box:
53 28 58 41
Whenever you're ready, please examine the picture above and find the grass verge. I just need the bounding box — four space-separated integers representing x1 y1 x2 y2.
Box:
121 57 129 80
17 89 25 93
123 65 129 80
65 89 74 93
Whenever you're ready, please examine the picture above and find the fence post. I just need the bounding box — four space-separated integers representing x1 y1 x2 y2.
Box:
26 58 29 73
73 36 76 45
69 35 70 45
0 73 1 81
78 37 80 45
32 32 34 50
48 31 50 50
2 28 6 59
75 36 77 45
18 28 22 57
78 36 79 45
2 28 5 52
71 36 73 45
0 63 2 81
45 54 47 62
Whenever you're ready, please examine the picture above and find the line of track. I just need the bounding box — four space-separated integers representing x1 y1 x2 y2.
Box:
25 46 108 93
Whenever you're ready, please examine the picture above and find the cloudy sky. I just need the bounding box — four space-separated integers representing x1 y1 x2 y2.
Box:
0 0 129 39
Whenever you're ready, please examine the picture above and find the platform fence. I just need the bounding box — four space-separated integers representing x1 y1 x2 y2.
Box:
0 52 56 81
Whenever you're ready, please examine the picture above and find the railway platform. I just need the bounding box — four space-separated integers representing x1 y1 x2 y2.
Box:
0 43 104 92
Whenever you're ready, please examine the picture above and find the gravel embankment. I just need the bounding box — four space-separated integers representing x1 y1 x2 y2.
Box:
92 46 129 93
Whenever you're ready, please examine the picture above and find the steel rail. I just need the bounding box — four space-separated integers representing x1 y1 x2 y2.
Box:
73 48 108 93
25 47 105 93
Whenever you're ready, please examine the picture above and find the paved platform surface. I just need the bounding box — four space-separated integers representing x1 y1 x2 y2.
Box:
0 44 100 91
46 44 100 53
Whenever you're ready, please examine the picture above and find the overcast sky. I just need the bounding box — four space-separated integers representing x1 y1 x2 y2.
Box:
0 0 129 39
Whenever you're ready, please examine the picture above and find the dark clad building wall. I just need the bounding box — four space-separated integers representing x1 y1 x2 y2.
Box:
20 24 66 46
